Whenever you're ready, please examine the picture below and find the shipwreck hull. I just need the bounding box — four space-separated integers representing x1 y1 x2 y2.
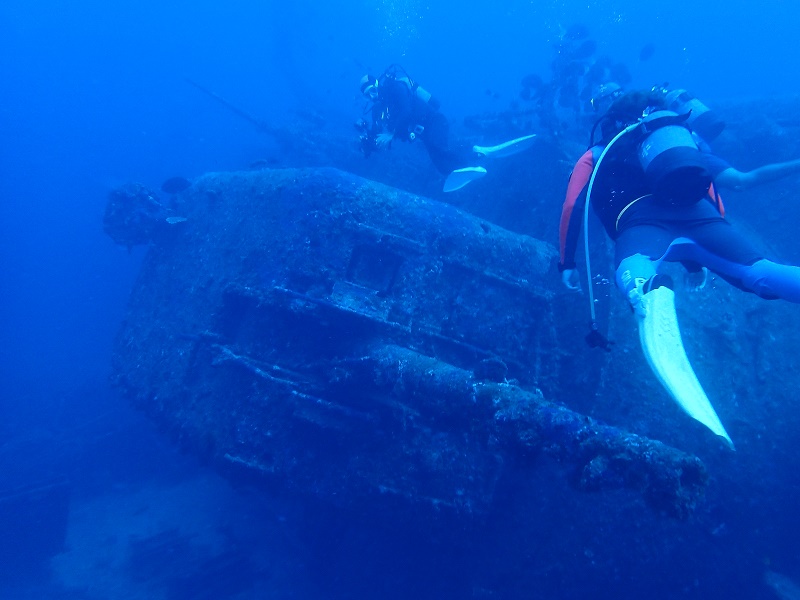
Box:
112 167 706 518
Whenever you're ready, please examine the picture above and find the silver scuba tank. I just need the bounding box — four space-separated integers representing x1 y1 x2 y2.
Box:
664 89 726 141
638 110 713 206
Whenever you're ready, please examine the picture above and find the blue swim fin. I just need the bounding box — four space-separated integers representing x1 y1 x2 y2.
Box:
443 166 487 192
638 283 734 448
473 134 537 159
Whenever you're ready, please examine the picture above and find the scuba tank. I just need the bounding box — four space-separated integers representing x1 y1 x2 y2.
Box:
381 64 441 110
664 89 726 141
637 110 712 206
413 84 438 108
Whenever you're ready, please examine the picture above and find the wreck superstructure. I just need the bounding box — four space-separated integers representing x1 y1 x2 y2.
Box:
111 167 708 519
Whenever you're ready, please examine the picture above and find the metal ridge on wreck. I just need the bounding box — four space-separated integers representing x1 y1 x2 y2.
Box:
109 166 708 518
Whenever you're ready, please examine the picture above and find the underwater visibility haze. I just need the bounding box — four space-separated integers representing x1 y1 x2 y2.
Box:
2 0 800 598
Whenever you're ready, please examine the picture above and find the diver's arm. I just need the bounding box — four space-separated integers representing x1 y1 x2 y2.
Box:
558 150 594 285
715 159 800 191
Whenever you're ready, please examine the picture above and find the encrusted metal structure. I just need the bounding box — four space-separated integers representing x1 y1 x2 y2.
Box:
110 167 707 518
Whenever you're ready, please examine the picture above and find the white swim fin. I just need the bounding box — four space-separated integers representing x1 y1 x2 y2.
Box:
638 279 734 448
443 166 487 192
473 134 537 159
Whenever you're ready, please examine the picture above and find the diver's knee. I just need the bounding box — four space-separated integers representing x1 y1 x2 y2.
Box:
745 259 799 301
744 260 771 297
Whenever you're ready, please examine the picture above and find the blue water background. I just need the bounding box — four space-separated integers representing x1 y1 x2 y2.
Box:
1 0 799 597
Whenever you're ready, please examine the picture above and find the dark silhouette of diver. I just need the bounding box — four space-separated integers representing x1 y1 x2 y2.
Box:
358 65 537 192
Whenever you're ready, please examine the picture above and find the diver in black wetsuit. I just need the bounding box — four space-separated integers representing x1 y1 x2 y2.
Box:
559 89 800 304
557 88 800 444
357 65 537 192
359 66 465 174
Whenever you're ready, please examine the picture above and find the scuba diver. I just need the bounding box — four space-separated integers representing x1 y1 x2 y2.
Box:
589 82 727 146
357 65 537 192
588 82 624 117
558 88 800 447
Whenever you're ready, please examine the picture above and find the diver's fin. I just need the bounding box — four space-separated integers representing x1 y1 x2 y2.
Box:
443 166 487 193
473 134 537 159
638 280 734 448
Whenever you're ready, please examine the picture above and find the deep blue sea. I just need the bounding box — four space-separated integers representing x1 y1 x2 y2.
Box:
1 1 800 598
